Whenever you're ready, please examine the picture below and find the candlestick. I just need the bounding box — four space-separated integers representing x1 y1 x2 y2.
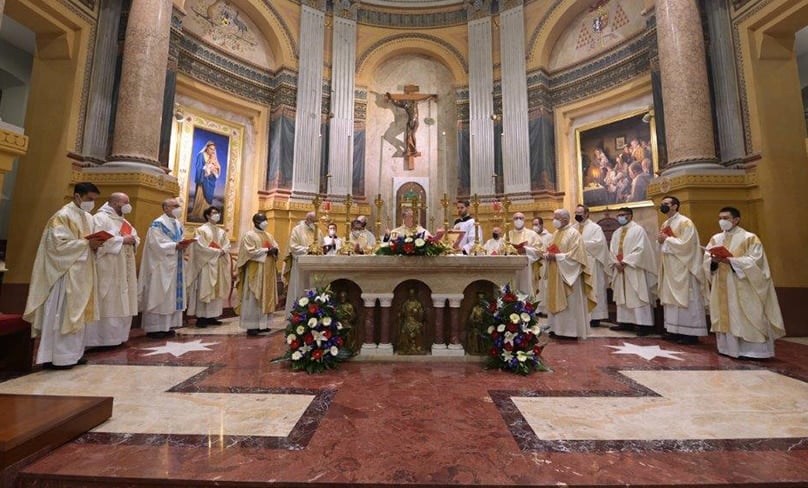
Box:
338 193 354 255
501 195 518 256
468 194 485 256
308 195 324 255
372 193 384 253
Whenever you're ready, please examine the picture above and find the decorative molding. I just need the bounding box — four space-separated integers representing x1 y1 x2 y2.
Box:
69 0 97 17
526 0 572 64
333 0 360 20
255 0 299 59
72 169 180 193
647 171 755 195
357 6 468 27
465 0 491 21
0 129 30 156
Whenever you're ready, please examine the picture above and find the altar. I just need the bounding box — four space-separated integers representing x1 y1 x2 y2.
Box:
288 255 530 357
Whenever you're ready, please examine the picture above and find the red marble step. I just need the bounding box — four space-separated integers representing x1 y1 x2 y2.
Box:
0 394 112 471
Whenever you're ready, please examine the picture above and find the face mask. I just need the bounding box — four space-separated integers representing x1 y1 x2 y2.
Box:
120 203 133 215
574 215 584 223
659 204 671 214
492 233 500 239
532 226 542 233
171 207 182 218
79 200 95 213
351 230 361 238
552 219 562 229
718 219 733 232
617 216 628 226
259 221 268 230
513 219 524 230
210 213 221 223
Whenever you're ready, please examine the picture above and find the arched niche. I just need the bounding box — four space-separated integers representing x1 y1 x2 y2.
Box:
356 34 467 86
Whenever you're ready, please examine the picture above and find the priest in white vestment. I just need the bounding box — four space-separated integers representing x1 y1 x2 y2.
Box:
138 198 194 338
543 209 595 339
508 212 544 297
533 216 554 314
703 207 785 358
387 207 431 240
657 195 707 344
187 206 231 327
85 193 139 347
483 227 504 255
235 213 280 335
348 216 376 254
283 211 319 314
452 200 479 254
574 205 612 328
321 222 343 255
609 207 657 336
24 182 103 368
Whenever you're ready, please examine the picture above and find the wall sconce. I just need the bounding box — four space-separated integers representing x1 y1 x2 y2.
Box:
490 113 501 121
641 105 654 124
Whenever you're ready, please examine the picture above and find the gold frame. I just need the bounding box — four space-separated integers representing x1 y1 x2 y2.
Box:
575 108 658 212
173 105 243 241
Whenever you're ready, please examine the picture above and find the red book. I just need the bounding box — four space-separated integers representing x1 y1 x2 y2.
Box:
661 226 675 238
209 241 221 249
178 238 197 246
120 221 133 236
263 241 273 249
708 246 733 259
547 243 560 254
85 230 114 242
616 253 623 262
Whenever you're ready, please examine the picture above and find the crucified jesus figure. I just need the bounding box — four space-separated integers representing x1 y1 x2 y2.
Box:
386 85 437 170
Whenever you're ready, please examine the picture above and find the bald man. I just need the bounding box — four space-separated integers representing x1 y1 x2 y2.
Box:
483 226 504 255
283 211 320 314
138 198 194 338
85 193 140 347
543 209 595 339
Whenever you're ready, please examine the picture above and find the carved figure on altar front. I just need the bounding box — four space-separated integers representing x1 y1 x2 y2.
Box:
335 290 359 353
466 292 489 354
397 288 425 355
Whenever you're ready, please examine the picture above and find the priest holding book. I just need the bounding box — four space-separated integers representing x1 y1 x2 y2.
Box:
703 207 785 358
543 209 595 339
138 198 195 338
85 192 139 347
574 205 612 328
508 212 544 296
235 212 280 335
24 182 104 369
656 195 707 344
187 207 231 327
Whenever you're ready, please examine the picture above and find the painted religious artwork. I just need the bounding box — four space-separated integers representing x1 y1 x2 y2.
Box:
172 107 243 240
185 0 273 67
576 109 658 211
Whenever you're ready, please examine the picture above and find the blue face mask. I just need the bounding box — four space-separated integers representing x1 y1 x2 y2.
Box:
617 216 628 226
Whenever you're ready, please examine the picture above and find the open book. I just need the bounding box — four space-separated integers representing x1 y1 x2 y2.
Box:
85 230 114 242
546 243 560 254
661 226 675 238
178 238 197 246
706 245 733 259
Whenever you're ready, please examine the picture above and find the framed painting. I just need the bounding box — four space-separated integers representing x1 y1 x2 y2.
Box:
576 109 658 211
172 106 243 240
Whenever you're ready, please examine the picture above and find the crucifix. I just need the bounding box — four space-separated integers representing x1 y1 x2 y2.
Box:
385 85 437 170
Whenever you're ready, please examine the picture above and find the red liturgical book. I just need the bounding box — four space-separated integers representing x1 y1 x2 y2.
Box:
178 238 197 246
708 246 733 259
616 253 623 262
120 221 133 236
209 241 222 249
547 243 560 254
263 241 273 249
661 226 675 238
85 230 114 241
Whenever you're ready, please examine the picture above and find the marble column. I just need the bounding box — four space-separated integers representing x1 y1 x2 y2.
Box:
376 294 395 355
81 0 123 163
446 295 465 356
467 6 495 195
108 0 173 174
430 296 448 354
656 0 719 172
360 295 378 355
704 0 745 163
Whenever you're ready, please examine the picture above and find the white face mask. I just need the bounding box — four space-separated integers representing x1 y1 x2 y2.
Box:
210 213 221 223
552 219 563 229
79 200 95 213
171 207 182 218
617 216 628 226
532 226 542 233
513 219 524 230
351 230 361 238
259 221 268 230
120 203 133 215
718 219 733 232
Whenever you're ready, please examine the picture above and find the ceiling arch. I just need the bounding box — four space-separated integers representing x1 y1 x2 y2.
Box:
356 33 467 85
526 0 592 70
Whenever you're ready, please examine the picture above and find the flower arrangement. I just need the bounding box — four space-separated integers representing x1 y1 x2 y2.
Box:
274 286 352 374
375 233 450 256
481 284 550 375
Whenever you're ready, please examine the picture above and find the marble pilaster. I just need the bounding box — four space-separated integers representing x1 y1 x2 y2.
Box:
447 296 465 355
108 0 173 171
360 293 394 356
656 0 719 172
430 296 448 354
327 15 356 196
81 0 123 163
377 295 394 355
360 295 378 355
468 15 495 196
704 0 745 163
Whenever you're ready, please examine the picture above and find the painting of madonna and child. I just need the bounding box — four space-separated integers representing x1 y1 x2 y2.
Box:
187 127 230 223
577 110 658 211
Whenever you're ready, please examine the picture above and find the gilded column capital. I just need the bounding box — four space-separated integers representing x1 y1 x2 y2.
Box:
0 128 29 157
333 0 358 21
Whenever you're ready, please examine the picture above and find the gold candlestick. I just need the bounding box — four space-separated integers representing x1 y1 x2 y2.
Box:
338 194 354 255
468 193 485 256
440 193 452 247
372 193 384 253
308 195 324 255
501 195 518 256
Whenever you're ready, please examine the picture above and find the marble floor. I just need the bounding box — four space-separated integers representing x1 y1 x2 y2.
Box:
2 318 808 487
